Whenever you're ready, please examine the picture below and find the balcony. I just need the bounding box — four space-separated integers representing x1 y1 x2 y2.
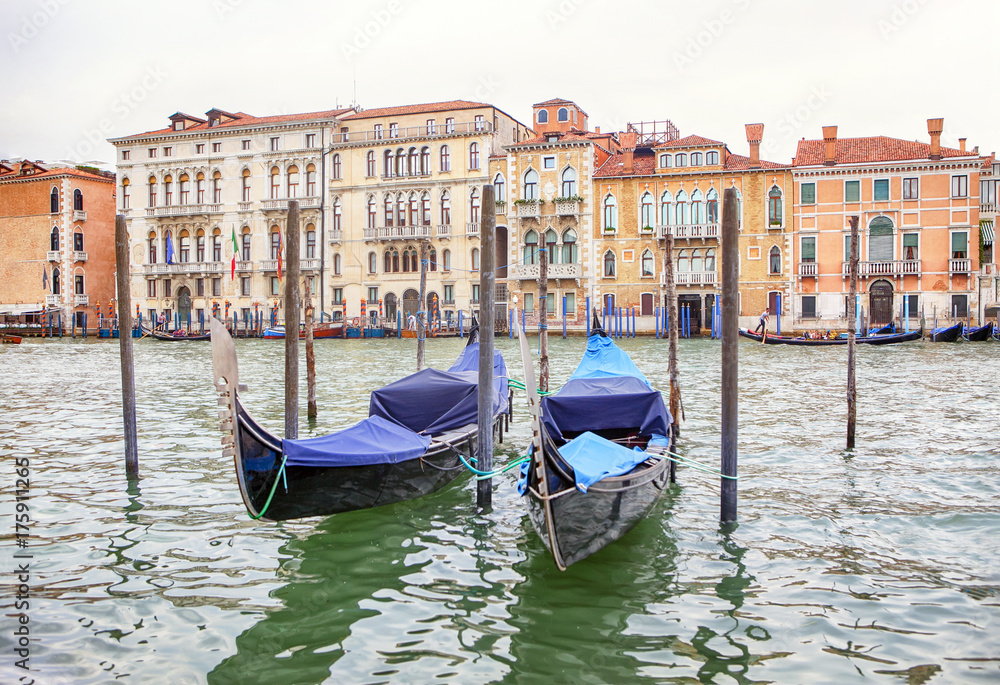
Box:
261 259 279 271
514 202 541 218
495 201 507 215
73 210 87 221
143 263 180 275
436 224 452 237
73 251 87 262
45 294 60 306
981 202 996 214
509 263 582 280
47 250 60 261
675 271 717 286
840 260 922 277
329 230 343 243
949 258 971 274
236 261 253 273
659 223 720 239
798 262 817 277
74 293 89 306
466 222 480 236
238 201 253 213
145 204 222 218
333 120 493 144
261 197 320 211
301 258 321 271
362 225 432 241
554 200 580 216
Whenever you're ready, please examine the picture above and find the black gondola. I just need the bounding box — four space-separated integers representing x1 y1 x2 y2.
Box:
963 324 994 342
146 326 211 341
210 318 510 521
738 327 922 346
517 313 671 570
929 322 963 342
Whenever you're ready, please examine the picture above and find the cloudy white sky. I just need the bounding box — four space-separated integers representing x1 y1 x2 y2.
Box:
2 0 997 168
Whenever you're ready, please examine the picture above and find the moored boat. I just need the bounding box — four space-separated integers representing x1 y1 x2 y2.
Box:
738 327 922 346
147 327 211 341
1 334 22 344
962 324 994 342
929 322 963 342
517 313 671 570
262 321 344 339
211 318 510 521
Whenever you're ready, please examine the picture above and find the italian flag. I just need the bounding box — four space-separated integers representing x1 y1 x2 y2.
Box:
230 226 239 280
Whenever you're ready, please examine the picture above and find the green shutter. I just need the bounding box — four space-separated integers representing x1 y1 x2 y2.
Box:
801 183 816 205
903 234 918 248
951 232 967 253
801 236 816 260
844 235 852 261
845 180 860 202
874 179 889 201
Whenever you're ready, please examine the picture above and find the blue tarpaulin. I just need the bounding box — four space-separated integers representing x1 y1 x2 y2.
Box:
567 335 651 385
541 376 670 442
557 431 650 492
283 415 432 467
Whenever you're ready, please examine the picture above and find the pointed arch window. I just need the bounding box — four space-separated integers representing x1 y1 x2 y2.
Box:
523 169 538 200
331 154 342 180
524 230 538 265
408 192 419 227
768 186 782 224
366 195 376 229
561 228 577 264
769 246 781 274
50 226 59 250
675 190 689 225
333 198 342 231
640 191 654 229
705 248 717 272
494 173 506 203
421 192 431 226
384 194 394 227
641 249 654 276
440 191 452 225
396 193 407 227
50 187 59 213
383 249 393 273
470 188 481 224
602 193 617 231
561 167 577 197
677 249 690 272
659 189 673 226
544 229 558 263
691 248 703 273
429 248 437 271
603 250 616 277
52 267 60 294
691 189 704 224
73 188 83 211
706 188 719 223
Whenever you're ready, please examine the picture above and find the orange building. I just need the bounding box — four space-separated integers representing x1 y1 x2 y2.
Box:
790 119 989 330
0 160 117 331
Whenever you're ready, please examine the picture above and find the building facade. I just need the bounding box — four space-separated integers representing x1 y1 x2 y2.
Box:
0 160 117 328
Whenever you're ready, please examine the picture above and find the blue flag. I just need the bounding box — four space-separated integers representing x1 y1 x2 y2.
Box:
165 230 174 264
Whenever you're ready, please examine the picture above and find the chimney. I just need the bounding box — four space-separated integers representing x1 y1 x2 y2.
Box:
822 125 838 166
619 131 637 174
959 138 966 153
927 118 943 160
745 123 763 168
595 126 601 134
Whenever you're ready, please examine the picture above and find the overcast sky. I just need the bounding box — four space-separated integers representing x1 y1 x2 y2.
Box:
2 0 998 169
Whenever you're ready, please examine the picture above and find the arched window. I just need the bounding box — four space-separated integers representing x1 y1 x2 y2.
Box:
523 169 538 200
383 150 393 177
148 176 157 207
384 194 394 227
396 192 406 227
642 249 654 277
50 226 59 251
73 230 83 252
408 147 418 176
429 248 437 271
471 247 480 271
391 248 400 272
163 175 173 205
494 173 506 203
440 191 451 225
147 231 157 264
194 172 205 203
603 193 617 231
442 249 451 271
691 152 703 166
305 224 316 259
469 142 480 170
408 192 418 227
50 187 59 213
544 229 558 263
212 228 222 262
524 230 538 265
332 198 342 231
383 250 392 272
439 145 450 172
305 164 316 196
410 248 419 272
677 249 690 272
211 170 221 203
368 251 377 274
706 188 719 223
196 229 205 261
178 229 190 262
660 189 673 226
401 248 412 273
869 216 894 261
640 191 654 229
603 250 616 277
561 228 577 264
270 167 280 199
691 189 704 224
420 192 431 226
769 246 781 274
557 107 568 122
675 190 689 226
420 146 430 175
691 248 703 272
537 109 548 124
470 188 481 224
659 154 672 168
396 149 406 177
73 188 83 211
286 165 299 198
561 167 577 197
270 228 281 259
366 151 376 177
707 151 719 165
768 186 782 225
334 253 342 275
241 169 251 202
705 248 716 272
331 154 341 180
677 153 688 167
241 228 251 261
178 173 190 205
51 267 60 294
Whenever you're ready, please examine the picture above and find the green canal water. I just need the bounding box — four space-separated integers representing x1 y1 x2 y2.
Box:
1 334 998 684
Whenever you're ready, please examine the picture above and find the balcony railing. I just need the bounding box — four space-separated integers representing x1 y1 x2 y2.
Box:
144 203 222 217
840 260 922 277
329 230 343 243
47 250 60 261
143 263 180 274
798 262 817 277
436 224 452 237
333 120 493 144
675 271 717 285
73 209 87 221
238 201 253 212
236 261 253 272
466 222 480 236
554 200 580 216
495 201 507 215
509 263 582 280
45 294 60 306
362 225 432 240
261 197 320 210
659 223 720 239
73 251 87 262
261 259 279 271
981 202 996 214
514 202 541 218
949 258 971 274
301 258 321 271
74 293 89 306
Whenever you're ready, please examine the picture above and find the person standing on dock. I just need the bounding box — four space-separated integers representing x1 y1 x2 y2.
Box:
754 307 769 335
407 312 417 331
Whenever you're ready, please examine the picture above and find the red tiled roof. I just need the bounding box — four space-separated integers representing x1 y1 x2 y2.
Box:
341 100 488 120
508 129 602 148
654 134 723 149
533 97 575 107
593 151 656 178
793 136 970 166
116 107 356 141
724 153 787 170
0 166 113 182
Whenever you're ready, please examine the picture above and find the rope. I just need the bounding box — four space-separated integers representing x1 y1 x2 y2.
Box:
248 456 289 520
653 448 739 480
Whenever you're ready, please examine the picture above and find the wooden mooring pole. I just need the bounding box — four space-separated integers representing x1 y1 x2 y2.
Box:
115 214 139 476
663 233 680 482
477 184 496 510
285 200 300 439
847 215 859 449
720 188 739 522
538 243 549 392
304 279 317 420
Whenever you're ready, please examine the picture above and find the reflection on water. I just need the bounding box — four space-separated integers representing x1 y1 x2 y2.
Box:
0 336 998 683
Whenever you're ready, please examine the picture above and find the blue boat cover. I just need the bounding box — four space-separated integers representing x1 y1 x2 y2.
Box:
283 415 431 467
369 342 509 435
567 335 651 385
557 431 651 492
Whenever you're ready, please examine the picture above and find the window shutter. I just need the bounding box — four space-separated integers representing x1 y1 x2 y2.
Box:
903 234 918 248
801 237 816 260
845 181 860 202
801 183 816 204
951 232 966 252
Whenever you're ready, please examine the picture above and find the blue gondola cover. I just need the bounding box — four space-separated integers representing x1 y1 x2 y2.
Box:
283 415 431 467
567 335 651 385
558 431 651 492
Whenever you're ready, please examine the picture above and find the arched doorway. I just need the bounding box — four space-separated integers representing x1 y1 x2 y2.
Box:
384 293 397 322
177 286 192 323
869 280 893 326
402 288 419 321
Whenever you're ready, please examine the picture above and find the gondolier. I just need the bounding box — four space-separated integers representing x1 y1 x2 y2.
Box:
754 307 769 334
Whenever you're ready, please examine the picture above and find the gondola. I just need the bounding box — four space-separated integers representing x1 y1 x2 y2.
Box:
929 322 963 342
261 321 344 339
211 317 510 522
146 326 211 341
0 334 22 344
516 313 671 570
962 324 994 342
738 327 922 346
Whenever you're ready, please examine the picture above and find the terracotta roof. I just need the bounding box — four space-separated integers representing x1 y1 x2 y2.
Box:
533 97 575 107
654 134 723 149
341 100 488 120
508 129 601 148
0 166 113 182
793 136 971 166
593 150 657 178
116 107 356 141
724 153 788 171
